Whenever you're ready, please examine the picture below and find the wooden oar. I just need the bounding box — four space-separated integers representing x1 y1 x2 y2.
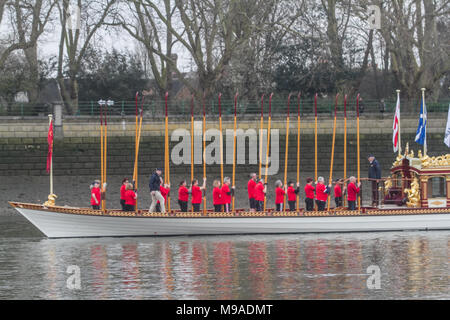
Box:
327 94 339 211
283 94 291 211
314 93 318 211
202 93 207 215
232 92 238 211
296 93 301 211
219 93 223 183
103 102 107 212
263 93 273 211
259 94 264 179
190 94 194 184
356 94 361 211
314 93 318 183
165 92 170 211
133 94 145 211
99 101 104 212
343 94 347 207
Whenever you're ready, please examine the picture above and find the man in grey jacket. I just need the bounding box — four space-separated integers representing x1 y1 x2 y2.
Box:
149 168 165 212
368 154 382 207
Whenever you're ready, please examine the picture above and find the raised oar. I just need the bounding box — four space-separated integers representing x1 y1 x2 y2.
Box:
296 93 301 211
190 94 194 184
165 92 170 211
343 94 347 207
356 94 361 211
232 92 238 211
133 92 138 188
327 93 339 211
283 94 291 211
133 94 145 211
314 93 318 183
99 100 104 212
219 93 223 183
103 101 108 212
259 94 264 179
314 93 318 211
202 93 207 215
263 93 273 211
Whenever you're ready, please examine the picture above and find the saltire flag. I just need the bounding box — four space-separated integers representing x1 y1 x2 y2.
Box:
445 103 450 148
392 95 400 152
46 119 54 173
415 97 427 147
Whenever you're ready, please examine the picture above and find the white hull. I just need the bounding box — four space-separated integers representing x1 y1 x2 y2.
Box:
14 206 450 238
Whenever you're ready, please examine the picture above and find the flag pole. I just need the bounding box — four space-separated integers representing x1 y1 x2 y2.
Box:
343 94 347 207
327 94 339 211
202 93 207 215
259 94 264 179
165 92 170 211
421 88 427 156
99 101 104 212
263 93 273 211
356 94 361 211
232 92 238 211
48 114 53 196
396 90 402 155
283 94 291 211
296 93 301 211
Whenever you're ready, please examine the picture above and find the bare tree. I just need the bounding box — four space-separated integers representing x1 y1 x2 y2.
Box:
378 0 450 107
56 0 118 114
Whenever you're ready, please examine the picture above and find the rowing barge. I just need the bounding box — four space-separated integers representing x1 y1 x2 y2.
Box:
8 201 450 238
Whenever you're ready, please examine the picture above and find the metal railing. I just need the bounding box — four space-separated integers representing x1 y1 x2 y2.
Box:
0 98 448 118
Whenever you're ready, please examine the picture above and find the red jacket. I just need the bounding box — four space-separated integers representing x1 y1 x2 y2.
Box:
275 187 285 204
124 189 137 206
304 184 315 199
178 186 189 202
221 184 232 204
254 182 265 201
191 185 202 204
287 186 297 201
347 182 360 201
247 179 256 199
213 187 222 205
91 187 101 205
120 184 127 200
334 184 342 198
316 183 328 201
157 186 170 204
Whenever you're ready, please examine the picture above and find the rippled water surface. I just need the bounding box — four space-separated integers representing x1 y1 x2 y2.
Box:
1 214 449 299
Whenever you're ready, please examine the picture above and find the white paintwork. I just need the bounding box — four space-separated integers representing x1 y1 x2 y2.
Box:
428 198 447 208
14 206 450 238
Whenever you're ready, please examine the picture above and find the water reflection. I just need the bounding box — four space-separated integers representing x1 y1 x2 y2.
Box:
0 230 449 299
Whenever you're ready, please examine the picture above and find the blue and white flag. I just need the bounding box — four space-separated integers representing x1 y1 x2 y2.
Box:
445 104 450 148
415 98 427 146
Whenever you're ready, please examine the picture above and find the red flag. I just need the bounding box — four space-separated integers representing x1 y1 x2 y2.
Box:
393 95 400 152
46 119 54 173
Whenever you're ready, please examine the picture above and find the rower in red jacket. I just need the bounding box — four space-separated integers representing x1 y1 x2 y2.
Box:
254 179 266 212
247 173 257 212
212 180 223 212
287 181 300 211
120 178 129 211
90 180 101 210
304 177 315 211
124 182 137 211
221 177 234 212
156 181 170 212
334 178 343 208
315 177 331 211
275 180 286 211
190 178 206 212
347 176 361 210
178 180 189 212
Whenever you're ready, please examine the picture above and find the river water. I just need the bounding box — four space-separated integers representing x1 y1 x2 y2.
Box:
0 175 449 299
